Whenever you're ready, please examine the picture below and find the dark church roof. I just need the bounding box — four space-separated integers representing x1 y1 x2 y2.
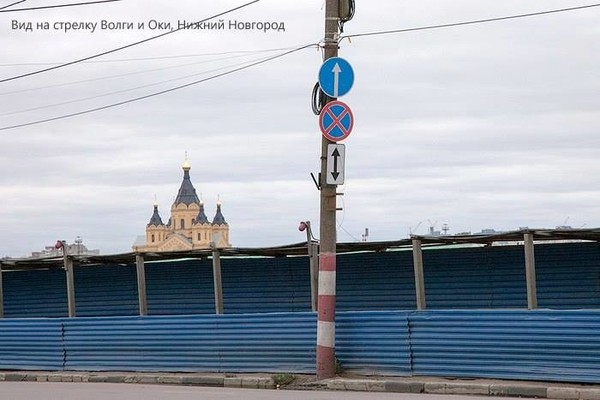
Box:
212 203 227 225
173 162 200 206
147 204 164 226
194 202 210 225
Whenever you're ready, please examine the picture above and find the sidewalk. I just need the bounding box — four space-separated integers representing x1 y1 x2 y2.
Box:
317 376 600 399
1 371 599 399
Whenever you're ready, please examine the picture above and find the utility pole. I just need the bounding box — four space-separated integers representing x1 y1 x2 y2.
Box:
317 0 340 380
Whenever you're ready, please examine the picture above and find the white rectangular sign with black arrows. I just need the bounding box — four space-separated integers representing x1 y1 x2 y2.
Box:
326 144 346 185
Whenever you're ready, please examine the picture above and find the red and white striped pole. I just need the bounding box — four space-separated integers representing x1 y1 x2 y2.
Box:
317 252 336 377
316 0 340 379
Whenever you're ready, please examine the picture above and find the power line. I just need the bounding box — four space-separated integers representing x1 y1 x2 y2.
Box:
0 0 26 10
0 0 260 83
0 46 303 67
0 52 284 116
0 0 120 13
0 47 301 97
342 3 600 40
338 225 361 242
0 56 244 96
337 196 362 243
0 43 316 131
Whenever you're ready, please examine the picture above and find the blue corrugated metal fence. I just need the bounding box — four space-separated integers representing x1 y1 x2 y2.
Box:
410 310 600 383
63 312 317 373
2 310 600 383
336 311 411 375
64 315 219 371
0 318 64 370
215 313 316 372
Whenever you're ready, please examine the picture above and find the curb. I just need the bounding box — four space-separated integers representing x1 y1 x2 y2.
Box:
0 372 274 390
2 372 600 399
320 378 600 399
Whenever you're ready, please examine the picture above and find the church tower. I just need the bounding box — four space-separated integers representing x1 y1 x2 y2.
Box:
211 200 230 248
170 157 200 240
145 202 167 247
191 200 212 247
133 157 231 252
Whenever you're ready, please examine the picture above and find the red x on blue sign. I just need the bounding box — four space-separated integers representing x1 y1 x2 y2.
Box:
319 101 354 142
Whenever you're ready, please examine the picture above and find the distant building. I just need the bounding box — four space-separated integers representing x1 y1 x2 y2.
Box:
479 228 500 235
31 237 99 258
132 158 230 252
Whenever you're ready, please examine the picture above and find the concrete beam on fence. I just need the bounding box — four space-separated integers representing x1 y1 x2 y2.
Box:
211 248 224 315
135 254 148 316
412 239 427 310
64 255 76 318
309 242 319 312
524 232 538 310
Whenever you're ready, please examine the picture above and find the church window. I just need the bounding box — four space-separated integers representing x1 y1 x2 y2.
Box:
181 219 185 229
152 234 155 243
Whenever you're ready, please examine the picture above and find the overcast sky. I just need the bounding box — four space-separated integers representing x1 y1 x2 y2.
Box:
1 0 598 257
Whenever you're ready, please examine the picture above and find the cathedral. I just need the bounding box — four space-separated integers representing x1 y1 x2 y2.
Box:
133 159 230 252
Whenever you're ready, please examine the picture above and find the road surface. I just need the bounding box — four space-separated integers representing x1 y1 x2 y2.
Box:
0 382 529 400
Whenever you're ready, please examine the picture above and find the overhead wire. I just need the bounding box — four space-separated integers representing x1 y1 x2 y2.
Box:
337 195 361 242
341 3 600 40
0 0 120 13
0 43 318 131
0 0 260 83
0 0 26 10
0 46 305 67
0 47 302 97
4 3 594 128
0 55 249 96
0 52 291 116
338 225 361 243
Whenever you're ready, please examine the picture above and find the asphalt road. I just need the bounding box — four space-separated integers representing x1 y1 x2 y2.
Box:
0 382 529 400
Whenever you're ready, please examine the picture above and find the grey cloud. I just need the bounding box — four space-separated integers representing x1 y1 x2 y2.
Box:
1 0 599 256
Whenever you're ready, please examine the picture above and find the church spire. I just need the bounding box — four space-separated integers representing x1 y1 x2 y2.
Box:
194 200 210 225
182 151 191 171
173 154 200 206
212 199 227 225
147 202 164 226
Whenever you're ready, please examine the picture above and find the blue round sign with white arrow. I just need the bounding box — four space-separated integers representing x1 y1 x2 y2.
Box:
318 57 354 98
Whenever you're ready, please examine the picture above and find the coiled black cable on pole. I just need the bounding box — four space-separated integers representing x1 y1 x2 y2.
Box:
311 81 327 116
338 0 355 32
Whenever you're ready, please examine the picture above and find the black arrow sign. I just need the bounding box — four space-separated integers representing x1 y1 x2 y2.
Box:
331 147 341 181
